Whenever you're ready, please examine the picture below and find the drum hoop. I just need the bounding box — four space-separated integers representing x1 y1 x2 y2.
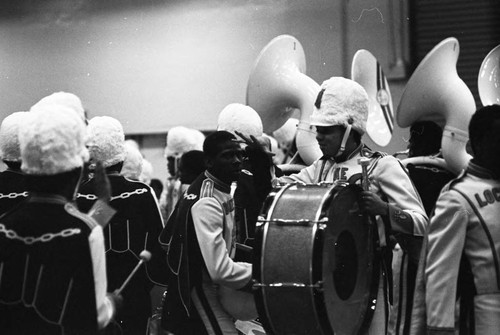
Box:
258 182 294 334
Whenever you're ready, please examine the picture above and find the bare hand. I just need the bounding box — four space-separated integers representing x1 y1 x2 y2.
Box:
358 190 388 216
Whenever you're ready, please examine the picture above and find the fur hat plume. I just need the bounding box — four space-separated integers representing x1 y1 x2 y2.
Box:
19 107 89 175
310 77 369 135
164 126 204 158
87 116 126 167
0 111 32 162
31 91 86 122
217 103 263 139
121 141 143 180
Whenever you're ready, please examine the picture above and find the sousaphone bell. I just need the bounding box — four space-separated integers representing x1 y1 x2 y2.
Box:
397 37 476 175
478 43 500 106
351 49 394 147
246 35 322 166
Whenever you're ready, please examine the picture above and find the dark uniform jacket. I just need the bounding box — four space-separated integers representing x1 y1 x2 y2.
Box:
77 174 168 334
0 194 99 335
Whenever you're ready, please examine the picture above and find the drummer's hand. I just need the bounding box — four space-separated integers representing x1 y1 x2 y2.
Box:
359 191 389 216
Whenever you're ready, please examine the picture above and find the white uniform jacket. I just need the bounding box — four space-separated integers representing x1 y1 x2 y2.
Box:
414 162 500 335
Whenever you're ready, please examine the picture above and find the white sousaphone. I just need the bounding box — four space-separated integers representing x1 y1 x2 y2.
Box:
478 43 500 106
246 34 322 166
397 37 476 175
351 49 395 147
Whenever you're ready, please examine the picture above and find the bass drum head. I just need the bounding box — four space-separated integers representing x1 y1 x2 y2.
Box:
323 184 380 335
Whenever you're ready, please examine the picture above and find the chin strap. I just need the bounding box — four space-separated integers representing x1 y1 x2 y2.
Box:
335 124 352 158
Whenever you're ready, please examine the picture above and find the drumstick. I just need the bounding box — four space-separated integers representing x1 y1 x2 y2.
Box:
115 250 152 296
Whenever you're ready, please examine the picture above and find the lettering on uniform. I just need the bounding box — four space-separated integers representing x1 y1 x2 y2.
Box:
333 167 349 181
474 187 500 208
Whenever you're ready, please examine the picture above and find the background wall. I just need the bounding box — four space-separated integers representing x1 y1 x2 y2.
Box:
0 0 435 179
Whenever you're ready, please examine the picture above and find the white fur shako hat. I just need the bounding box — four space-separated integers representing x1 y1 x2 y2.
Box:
87 116 126 167
164 126 204 158
217 103 263 139
121 141 143 180
310 77 369 135
0 111 31 162
19 107 89 175
30 91 86 122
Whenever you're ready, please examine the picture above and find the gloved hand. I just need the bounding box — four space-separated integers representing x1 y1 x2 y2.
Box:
235 131 274 166
107 290 124 316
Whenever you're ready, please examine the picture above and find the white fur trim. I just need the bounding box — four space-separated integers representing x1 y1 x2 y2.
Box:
121 142 143 180
19 107 89 175
0 111 31 162
310 77 369 135
87 116 126 167
217 103 263 139
164 126 205 158
31 91 86 122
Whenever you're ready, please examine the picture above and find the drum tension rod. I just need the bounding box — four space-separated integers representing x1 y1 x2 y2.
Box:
253 281 324 290
258 218 328 226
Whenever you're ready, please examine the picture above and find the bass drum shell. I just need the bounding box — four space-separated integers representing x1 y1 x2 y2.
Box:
253 183 340 335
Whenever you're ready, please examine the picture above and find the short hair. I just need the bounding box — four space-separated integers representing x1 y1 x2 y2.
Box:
469 104 500 151
409 121 442 157
203 131 237 158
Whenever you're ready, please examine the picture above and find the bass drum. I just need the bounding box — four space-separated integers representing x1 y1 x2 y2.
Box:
253 183 379 335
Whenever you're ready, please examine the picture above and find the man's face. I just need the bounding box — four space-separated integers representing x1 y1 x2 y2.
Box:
315 125 345 158
207 140 244 183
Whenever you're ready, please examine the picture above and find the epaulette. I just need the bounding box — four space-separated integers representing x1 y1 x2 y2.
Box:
360 144 386 159
200 178 215 198
241 169 253 176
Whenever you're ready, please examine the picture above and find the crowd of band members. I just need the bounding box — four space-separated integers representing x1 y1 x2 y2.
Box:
0 81 499 335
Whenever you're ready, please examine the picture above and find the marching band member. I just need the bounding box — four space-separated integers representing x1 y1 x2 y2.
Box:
160 131 254 335
390 120 456 335
280 77 428 334
217 103 277 256
411 104 500 335
77 116 169 334
405 121 455 216
0 107 119 334
160 126 205 221
0 111 31 216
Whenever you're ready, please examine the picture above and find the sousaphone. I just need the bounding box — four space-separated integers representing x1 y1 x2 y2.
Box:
397 37 476 174
351 49 394 147
478 43 500 106
246 35 322 165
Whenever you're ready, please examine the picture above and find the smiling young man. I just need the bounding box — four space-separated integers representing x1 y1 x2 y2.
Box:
280 76 428 334
160 130 253 335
